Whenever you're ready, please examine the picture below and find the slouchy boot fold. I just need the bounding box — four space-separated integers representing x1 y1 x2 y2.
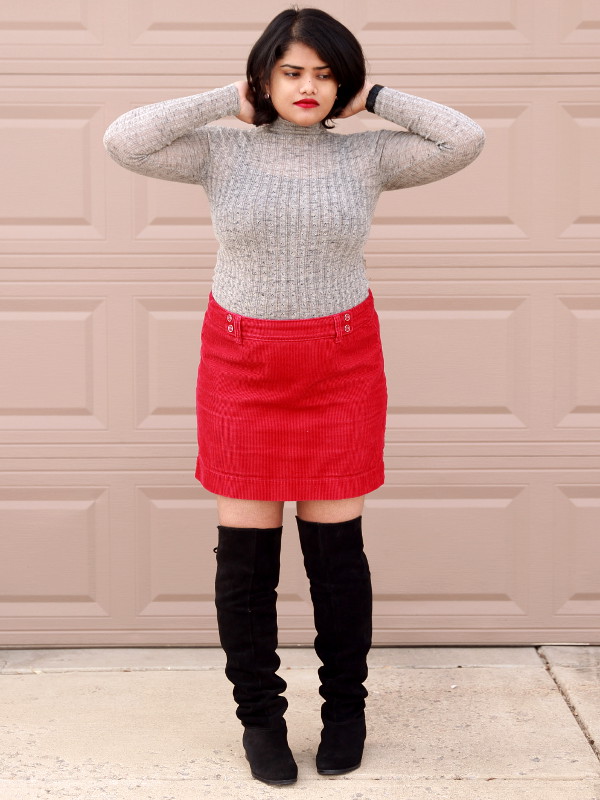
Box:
214 525 297 785
295 514 372 775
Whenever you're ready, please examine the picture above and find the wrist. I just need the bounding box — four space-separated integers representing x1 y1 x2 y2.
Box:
233 80 245 104
359 82 373 111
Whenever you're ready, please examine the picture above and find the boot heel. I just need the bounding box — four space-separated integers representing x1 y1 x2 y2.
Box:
316 716 366 774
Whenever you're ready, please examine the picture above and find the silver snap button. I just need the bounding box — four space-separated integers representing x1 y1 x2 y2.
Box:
226 314 232 322
344 314 351 321
227 324 234 333
344 324 351 333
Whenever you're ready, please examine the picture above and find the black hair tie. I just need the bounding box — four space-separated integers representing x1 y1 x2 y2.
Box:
365 84 384 114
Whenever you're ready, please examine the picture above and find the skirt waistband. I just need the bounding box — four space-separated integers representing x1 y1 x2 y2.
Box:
204 289 375 343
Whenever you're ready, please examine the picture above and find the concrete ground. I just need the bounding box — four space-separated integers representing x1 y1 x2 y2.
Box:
0 646 599 800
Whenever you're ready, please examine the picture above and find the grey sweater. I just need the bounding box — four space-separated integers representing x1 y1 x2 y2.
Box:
103 83 485 319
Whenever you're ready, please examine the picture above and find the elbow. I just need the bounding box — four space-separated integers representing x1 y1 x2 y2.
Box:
471 122 486 154
465 122 486 160
103 112 142 163
102 123 124 161
446 118 485 150
103 123 141 168
450 122 486 168
102 119 120 153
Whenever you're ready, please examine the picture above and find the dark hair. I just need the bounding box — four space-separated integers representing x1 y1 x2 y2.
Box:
246 6 366 130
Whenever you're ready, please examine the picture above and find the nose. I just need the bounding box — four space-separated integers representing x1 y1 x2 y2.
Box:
300 78 317 94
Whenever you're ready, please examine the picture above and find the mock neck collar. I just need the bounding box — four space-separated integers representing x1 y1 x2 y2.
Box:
266 115 329 136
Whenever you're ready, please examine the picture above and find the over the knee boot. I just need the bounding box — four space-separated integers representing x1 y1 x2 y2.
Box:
295 514 372 775
214 524 297 785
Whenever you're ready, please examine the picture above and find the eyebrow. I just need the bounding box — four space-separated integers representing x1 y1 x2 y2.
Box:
279 63 330 70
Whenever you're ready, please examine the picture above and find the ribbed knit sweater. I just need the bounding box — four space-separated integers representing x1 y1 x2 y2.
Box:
103 83 485 319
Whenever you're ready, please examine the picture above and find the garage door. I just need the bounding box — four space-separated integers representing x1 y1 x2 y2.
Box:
1 1 599 645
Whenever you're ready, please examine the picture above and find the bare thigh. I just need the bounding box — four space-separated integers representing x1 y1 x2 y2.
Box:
215 495 365 527
217 496 285 528
296 496 365 523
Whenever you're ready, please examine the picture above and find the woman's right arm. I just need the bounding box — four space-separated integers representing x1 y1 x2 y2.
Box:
102 83 241 184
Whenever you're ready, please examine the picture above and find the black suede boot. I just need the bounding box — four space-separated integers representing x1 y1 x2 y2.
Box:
295 514 372 775
214 525 297 786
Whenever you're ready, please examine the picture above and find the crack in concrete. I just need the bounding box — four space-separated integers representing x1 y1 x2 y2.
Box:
536 646 600 764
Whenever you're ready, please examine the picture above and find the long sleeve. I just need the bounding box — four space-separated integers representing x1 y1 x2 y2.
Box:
102 83 241 184
372 86 485 191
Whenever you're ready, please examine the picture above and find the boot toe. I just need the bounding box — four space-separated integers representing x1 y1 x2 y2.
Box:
243 726 298 785
315 717 366 775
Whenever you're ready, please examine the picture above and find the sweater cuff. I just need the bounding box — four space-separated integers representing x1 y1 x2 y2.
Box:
217 83 241 118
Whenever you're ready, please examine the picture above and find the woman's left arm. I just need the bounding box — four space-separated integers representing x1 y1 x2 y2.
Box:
357 85 486 192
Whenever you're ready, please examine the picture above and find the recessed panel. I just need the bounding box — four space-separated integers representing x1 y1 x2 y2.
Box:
0 298 107 430
555 296 600 427
554 485 600 615
134 298 204 429
558 105 600 239
355 0 533 45
365 485 530 616
133 173 213 240
371 104 530 240
0 104 104 239
136 487 216 616
557 0 600 44
128 1 345 45
378 296 530 428
0 487 110 616
0 0 102 45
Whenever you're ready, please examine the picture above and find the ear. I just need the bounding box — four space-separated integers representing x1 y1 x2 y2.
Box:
264 68 272 93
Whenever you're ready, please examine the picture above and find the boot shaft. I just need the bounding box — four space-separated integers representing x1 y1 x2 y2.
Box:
296 515 373 724
214 524 288 727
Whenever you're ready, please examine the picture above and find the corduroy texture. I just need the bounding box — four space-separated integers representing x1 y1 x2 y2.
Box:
103 83 485 320
195 289 387 500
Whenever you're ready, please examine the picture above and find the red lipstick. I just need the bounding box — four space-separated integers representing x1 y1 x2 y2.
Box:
294 100 319 108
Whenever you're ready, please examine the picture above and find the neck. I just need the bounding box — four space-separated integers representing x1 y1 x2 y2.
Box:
267 115 329 135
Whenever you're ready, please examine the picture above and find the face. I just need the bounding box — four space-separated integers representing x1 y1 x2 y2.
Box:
265 41 338 126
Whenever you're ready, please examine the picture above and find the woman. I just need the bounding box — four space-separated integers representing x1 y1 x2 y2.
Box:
103 5 485 787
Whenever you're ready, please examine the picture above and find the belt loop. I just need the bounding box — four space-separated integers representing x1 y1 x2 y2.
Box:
334 313 344 343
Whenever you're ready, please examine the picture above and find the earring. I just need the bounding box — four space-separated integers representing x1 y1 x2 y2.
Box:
265 92 270 99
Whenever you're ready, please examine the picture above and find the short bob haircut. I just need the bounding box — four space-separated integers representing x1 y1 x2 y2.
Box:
246 6 366 130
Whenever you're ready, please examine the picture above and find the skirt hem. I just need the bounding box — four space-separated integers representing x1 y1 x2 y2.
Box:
195 457 385 501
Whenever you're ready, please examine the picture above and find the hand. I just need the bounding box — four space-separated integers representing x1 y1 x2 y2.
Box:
336 81 374 119
234 80 256 125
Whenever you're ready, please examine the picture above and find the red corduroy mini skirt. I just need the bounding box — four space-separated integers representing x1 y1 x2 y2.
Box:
194 288 388 501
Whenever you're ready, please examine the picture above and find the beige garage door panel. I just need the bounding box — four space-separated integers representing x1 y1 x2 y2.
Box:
1 0 599 645
3 85 599 256
1 469 599 646
3 2 596 68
